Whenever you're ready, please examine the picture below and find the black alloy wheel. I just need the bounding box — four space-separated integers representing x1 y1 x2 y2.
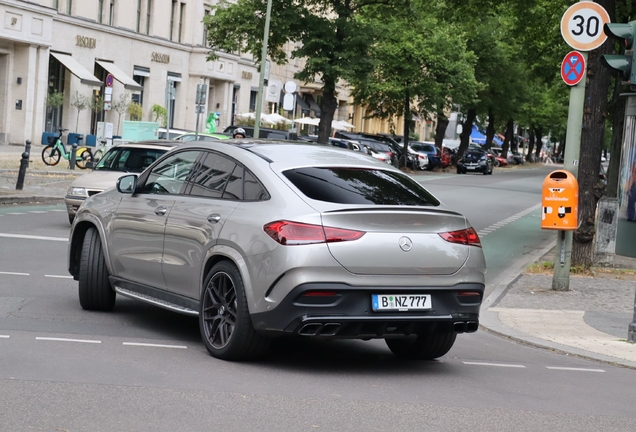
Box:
199 261 269 360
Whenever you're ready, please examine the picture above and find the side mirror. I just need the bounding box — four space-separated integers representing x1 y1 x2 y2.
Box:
117 174 138 194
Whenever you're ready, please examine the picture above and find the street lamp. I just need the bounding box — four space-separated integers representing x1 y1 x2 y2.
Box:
253 0 273 138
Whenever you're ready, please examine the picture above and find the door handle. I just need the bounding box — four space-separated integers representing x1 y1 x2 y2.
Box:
154 206 168 216
207 214 221 223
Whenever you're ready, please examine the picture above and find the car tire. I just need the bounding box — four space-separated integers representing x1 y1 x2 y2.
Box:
488 165 494 175
456 168 463 174
482 168 488 175
78 227 115 311
199 261 269 361
385 332 457 360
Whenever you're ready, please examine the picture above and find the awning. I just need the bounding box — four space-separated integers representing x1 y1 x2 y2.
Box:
96 60 143 91
133 66 150 77
296 93 310 111
50 52 102 87
168 72 182 82
305 94 321 117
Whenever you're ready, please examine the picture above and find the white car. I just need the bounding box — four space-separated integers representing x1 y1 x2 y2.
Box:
409 147 429 170
64 141 178 224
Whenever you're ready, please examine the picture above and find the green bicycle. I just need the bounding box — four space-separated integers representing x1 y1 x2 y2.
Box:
41 128 93 169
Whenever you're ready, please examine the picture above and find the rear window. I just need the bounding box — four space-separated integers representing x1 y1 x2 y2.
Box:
283 167 440 206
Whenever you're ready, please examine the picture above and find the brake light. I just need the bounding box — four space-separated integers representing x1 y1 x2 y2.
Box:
439 228 481 247
263 220 366 245
303 291 338 297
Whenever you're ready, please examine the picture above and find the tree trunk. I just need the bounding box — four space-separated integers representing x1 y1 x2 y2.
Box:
534 127 543 161
572 0 614 268
607 78 625 198
401 88 411 168
526 125 535 162
485 108 495 150
458 108 476 160
502 119 513 158
317 78 338 144
434 112 449 151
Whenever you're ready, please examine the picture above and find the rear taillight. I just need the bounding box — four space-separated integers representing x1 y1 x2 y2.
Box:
263 220 366 246
439 227 481 247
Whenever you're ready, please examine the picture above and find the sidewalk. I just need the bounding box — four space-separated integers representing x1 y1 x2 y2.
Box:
2 143 635 367
482 245 636 369
0 143 81 203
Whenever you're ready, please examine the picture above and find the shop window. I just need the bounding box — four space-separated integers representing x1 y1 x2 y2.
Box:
66 0 72 15
98 0 103 23
202 9 210 46
249 90 257 112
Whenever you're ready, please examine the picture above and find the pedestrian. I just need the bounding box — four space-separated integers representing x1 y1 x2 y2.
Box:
232 127 246 139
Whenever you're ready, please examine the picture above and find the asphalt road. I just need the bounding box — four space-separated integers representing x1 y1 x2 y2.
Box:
1 166 635 431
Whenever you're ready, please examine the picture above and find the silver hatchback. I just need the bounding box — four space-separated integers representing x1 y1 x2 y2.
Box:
67 141 486 361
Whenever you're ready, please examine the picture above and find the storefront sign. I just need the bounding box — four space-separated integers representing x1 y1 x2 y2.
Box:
76 35 96 49
151 52 170 64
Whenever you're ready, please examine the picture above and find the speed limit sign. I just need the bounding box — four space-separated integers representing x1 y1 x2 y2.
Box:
561 2 611 51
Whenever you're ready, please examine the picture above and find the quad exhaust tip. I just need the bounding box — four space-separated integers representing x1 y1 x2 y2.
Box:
298 323 341 336
454 321 479 333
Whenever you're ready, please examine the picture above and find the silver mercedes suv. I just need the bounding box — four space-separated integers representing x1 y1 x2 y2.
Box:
67 140 486 361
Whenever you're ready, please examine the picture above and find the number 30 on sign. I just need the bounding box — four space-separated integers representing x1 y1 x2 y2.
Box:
561 2 611 51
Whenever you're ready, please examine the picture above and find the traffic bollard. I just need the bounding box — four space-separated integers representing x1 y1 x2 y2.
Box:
15 139 31 190
69 143 77 170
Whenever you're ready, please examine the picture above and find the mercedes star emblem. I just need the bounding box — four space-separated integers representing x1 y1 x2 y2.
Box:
399 236 413 252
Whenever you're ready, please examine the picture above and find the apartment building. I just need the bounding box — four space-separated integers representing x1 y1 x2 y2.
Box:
0 0 350 145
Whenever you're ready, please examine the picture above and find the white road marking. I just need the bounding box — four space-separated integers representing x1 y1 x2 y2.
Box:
546 366 605 373
7 212 26 215
474 204 541 238
0 271 30 276
36 337 101 344
44 275 73 279
0 233 68 242
29 211 48 214
0 335 9 339
123 342 187 349
463 361 526 368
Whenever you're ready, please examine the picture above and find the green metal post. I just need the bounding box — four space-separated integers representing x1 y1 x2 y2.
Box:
552 51 586 291
253 0 273 139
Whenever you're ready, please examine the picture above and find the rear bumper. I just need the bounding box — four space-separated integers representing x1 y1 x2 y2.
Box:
251 282 483 338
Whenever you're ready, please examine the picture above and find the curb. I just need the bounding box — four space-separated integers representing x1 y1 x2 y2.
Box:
0 196 64 205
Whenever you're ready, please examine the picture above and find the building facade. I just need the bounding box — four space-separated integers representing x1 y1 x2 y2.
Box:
0 0 429 146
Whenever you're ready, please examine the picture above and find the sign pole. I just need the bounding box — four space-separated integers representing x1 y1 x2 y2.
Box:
552 51 586 291
552 0 610 291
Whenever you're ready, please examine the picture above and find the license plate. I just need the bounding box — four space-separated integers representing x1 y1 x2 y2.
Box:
466 166 476 170
372 294 432 311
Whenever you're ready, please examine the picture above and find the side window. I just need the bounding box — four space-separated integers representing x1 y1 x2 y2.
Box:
244 170 269 201
140 150 200 195
187 152 237 198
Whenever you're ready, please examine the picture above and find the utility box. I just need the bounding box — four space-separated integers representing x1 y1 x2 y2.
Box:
541 170 579 230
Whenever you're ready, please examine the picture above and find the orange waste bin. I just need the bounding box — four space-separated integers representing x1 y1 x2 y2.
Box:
541 170 578 230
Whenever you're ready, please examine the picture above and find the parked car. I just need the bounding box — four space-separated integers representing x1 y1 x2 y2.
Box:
68 140 486 361
223 125 298 140
335 131 419 168
174 132 231 141
158 128 191 140
65 141 178 224
441 146 455 167
409 147 429 170
457 148 494 175
410 141 442 170
510 150 525 165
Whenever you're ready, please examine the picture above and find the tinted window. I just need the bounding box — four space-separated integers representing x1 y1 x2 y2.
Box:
141 150 199 195
223 165 244 200
244 170 269 201
95 147 166 173
187 152 237 199
283 167 440 206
